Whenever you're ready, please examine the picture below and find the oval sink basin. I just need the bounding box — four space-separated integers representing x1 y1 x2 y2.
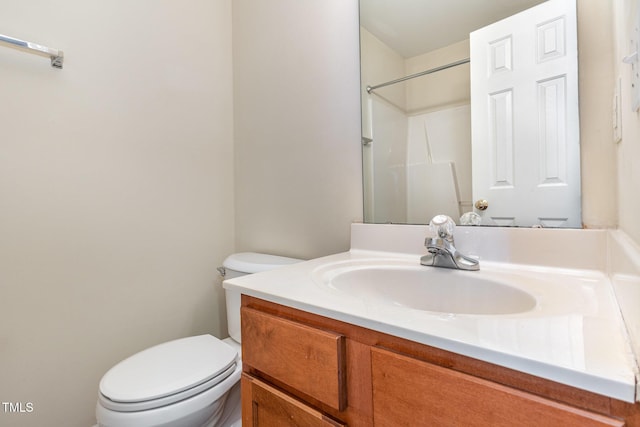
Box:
314 263 537 315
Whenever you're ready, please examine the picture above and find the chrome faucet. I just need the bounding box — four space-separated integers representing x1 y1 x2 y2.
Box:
420 215 479 271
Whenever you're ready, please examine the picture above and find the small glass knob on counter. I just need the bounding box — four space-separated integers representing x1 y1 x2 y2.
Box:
460 211 482 226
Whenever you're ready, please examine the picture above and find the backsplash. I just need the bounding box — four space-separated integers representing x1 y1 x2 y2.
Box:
350 223 607 271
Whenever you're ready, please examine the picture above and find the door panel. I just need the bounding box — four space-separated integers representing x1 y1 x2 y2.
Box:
471 0 580 227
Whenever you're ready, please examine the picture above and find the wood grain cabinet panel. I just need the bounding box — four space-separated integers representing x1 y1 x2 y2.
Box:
371 347 624 427
241 306 347 411
243 375 345 427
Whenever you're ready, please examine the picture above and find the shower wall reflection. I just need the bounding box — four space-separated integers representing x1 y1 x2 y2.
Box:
361 28 472 224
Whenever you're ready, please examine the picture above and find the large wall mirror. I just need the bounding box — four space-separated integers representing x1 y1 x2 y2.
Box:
360 0 582 228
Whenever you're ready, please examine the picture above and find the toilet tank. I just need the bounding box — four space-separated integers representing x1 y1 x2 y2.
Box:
221 252 302 342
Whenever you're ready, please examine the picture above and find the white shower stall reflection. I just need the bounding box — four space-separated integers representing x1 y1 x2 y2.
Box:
364 95 472 224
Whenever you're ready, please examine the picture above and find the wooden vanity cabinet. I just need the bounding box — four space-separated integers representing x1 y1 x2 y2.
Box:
371 347 622 427
241 295 639 426
242 375 345 427
242 307 347 411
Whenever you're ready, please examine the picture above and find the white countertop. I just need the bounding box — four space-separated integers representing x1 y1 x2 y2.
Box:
223 224 639 403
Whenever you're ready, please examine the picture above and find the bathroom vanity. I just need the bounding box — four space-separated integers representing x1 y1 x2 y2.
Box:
225 224 640 426
241 296 635 426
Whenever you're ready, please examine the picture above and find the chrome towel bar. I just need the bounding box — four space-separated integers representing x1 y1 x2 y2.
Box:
0 33 64 69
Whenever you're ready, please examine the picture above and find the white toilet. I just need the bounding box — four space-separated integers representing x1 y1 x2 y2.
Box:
95 252 302 427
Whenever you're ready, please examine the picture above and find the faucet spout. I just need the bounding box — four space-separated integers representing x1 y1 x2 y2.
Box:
420 215 479 271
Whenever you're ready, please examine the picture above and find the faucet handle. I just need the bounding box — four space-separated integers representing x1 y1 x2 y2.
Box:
429 215 456 240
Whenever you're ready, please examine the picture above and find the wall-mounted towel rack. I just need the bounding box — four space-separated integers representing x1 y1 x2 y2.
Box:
0 33 64 69
366 57 469 93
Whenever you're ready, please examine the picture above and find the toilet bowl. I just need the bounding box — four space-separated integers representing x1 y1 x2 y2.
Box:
95 253 302 427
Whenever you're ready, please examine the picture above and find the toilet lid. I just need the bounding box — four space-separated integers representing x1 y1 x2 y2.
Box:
100 335 237 403
223 252 302 274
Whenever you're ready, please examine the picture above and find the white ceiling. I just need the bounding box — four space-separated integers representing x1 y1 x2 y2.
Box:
360 0 546 58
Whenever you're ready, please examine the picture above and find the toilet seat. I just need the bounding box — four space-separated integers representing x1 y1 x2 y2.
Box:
99 335 237 412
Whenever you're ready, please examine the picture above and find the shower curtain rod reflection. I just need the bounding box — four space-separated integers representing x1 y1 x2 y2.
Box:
366 57 470 93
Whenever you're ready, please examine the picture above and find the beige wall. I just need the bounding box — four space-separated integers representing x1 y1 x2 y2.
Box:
232 0 363 260
578 0 618 229
360 28 406 115
614 0 640 244
405 40 470 114
576 0 640 239
0 1 234 426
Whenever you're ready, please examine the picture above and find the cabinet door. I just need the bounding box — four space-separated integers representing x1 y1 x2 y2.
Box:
243 375 346 427
242 307 347 411
371 347 623 427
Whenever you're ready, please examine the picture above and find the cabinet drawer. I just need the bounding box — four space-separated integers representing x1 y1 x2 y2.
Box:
243 375 346 427
242 307 347 411
371 347 623 427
